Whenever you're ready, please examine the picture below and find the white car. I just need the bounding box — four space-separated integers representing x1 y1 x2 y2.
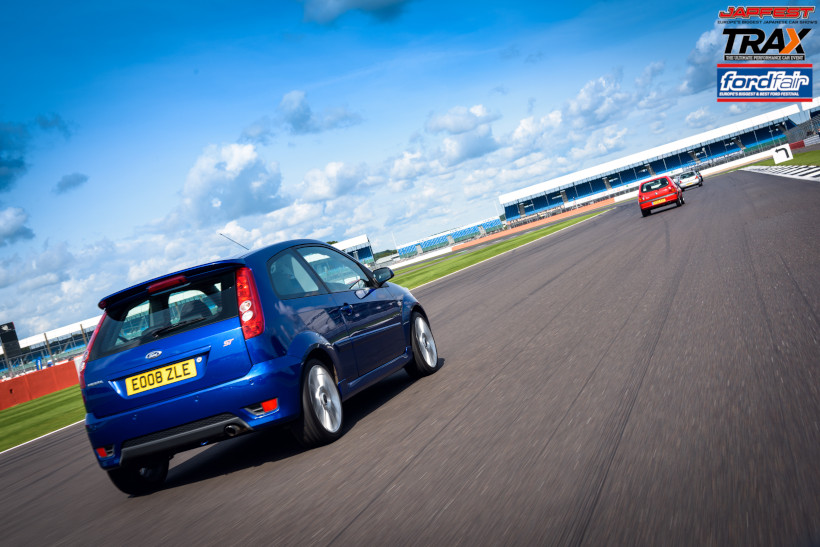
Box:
677 170 703 189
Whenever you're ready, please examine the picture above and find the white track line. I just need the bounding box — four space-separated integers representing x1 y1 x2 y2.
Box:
409 209 613 291
0 420 84 457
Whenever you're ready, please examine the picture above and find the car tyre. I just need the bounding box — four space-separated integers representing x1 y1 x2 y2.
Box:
405 313 439 378
641 209 650 217
676 194 683 207
294 360 343 448
107 458 169 496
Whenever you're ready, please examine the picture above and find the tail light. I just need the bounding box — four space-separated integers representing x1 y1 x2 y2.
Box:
236 267 264 339
79 313 107 389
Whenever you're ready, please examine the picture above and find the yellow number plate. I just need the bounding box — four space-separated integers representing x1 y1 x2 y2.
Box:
126 359 197 396
652 198 667 205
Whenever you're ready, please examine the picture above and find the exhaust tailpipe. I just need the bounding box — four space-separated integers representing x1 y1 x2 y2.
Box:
224 424 241 437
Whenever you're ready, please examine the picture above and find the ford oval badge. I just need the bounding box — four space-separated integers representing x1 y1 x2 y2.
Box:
146 350 162 360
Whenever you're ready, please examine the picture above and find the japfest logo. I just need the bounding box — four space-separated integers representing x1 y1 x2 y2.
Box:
718 6 815 21
715 6 815 102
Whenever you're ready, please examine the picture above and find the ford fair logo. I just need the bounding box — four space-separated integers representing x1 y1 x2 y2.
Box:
146 350 162 360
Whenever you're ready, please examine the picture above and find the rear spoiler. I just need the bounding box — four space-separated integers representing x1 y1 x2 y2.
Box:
98 260 245 310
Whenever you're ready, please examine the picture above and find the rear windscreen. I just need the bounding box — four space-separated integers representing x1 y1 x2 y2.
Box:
641 179 667 193
90 271 238 360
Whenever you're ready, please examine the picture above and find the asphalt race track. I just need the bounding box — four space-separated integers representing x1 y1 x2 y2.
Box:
2 170 818 545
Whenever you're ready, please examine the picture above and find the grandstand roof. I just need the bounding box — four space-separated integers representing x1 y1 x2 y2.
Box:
499 102 806 206
397 216 501 249
802 96 820 111
0 315 102 356
333 234 370 251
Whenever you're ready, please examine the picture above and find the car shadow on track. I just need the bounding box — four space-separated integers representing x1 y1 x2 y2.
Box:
643 203 682 217
162 359 445 490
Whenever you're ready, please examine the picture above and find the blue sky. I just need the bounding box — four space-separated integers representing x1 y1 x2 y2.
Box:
1 0 818 337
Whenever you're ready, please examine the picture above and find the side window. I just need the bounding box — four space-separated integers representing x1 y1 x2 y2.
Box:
269 251 323 299
296 246 369 293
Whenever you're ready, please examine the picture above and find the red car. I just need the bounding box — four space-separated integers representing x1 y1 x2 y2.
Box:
638 176 684 217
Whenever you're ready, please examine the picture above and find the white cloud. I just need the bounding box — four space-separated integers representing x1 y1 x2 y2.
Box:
278 90 362 135
635 61 665 88
440 125 499 166
462 168 500 199
127 257 168 284
565 69 633 129
426 105 500 135
0 242 83 333
0 255 17 289
239 116 275 145
268 201 326 228
17 272 61 292
164 239 188 260
0 206 35 246
637 90 674 111
568 125 628 161
685 107 713 129
510 110 562 147
630 61 676 113
389 150 430 184
33 241 74 273
178 143 283 227
680 25 721 95
297 161 367 202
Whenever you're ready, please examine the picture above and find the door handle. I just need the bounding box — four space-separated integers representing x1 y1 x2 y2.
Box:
340 304 353 315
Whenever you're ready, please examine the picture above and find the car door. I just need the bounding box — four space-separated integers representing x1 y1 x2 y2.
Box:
295 245 405 377
267 250 358 381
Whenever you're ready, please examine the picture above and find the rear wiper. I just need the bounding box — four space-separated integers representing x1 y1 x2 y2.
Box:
145 317 208 339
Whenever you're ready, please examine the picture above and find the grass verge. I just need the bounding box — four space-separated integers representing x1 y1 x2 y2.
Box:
392 209 608 289
750 149 820 167
0 385 85 453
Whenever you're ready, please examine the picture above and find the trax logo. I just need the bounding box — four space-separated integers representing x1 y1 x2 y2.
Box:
719 6 815 19
723 28 810 56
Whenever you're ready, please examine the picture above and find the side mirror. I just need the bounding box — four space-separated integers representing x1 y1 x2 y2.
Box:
373 267 394 286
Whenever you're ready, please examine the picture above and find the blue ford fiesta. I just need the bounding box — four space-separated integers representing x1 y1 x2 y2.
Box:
80 239 439 495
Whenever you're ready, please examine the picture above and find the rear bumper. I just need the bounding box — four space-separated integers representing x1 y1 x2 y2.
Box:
639 192 679 210
679 179 700 188
120 413 251 465
85 354 303 469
